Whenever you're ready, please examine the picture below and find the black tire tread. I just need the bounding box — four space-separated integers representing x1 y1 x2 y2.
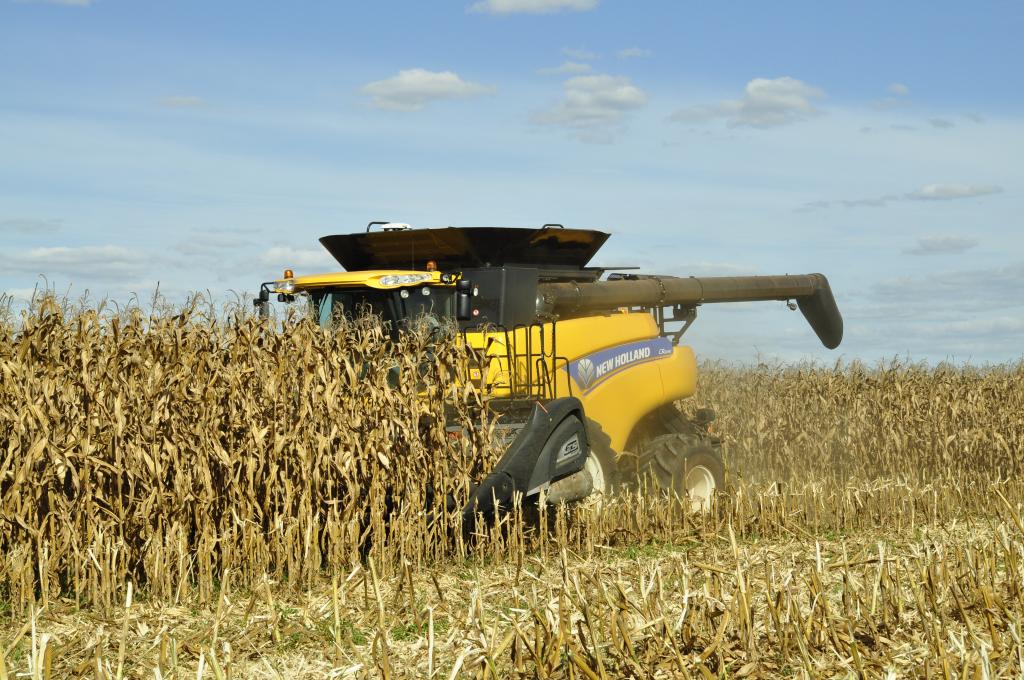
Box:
622 403 725 497
636 435 724 496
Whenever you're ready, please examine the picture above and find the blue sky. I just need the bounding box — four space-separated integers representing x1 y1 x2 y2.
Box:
1 0 1021 363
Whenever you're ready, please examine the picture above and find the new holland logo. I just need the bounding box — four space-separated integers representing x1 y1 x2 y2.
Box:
568 337 674 393
576 358 597 390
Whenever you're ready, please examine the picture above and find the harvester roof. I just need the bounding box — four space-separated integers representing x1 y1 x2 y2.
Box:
319 226 610 272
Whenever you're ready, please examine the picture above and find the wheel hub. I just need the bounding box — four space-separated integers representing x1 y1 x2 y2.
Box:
584 453 607 494
684 464 716 511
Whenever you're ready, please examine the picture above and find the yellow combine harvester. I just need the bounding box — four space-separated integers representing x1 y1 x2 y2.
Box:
254 223 843 518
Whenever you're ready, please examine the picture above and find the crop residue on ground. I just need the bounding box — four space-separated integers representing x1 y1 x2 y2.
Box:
1 297 1023 678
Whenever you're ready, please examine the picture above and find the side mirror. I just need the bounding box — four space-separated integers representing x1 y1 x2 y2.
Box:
252 287 271 318
456 279 474 320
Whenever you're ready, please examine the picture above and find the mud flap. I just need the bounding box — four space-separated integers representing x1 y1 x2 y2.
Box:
463 397 588 525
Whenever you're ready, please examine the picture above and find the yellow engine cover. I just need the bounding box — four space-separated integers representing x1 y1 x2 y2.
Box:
465 311 697 453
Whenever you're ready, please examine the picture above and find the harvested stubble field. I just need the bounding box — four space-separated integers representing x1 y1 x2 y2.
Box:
2 297 1024 679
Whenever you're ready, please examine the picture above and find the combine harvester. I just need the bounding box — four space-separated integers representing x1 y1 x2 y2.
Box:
255 223 842 517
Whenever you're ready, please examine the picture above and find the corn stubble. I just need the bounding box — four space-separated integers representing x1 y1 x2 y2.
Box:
1 297 1023 678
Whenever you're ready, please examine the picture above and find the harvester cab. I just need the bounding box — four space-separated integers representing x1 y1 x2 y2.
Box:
255 222 843 519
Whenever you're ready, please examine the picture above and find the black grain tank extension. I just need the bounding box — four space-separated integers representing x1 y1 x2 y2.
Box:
319 226 609 272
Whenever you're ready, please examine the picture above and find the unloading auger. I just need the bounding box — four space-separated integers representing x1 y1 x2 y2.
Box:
255 223 843 518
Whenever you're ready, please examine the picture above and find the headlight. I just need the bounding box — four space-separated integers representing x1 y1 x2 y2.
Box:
378 273 432 287
278 279 296 293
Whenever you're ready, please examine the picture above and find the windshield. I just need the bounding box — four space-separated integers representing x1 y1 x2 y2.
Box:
310 286 454 335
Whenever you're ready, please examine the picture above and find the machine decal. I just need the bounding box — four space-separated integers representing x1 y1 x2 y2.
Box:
556 434 581 464
567 337 674 393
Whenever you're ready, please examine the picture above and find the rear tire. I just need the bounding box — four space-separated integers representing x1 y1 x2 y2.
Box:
638 436 724 510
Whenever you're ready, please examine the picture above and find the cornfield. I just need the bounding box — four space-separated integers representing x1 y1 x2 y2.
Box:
2 296 1023 678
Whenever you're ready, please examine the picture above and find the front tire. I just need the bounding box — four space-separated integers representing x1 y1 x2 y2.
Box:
581 447 618 496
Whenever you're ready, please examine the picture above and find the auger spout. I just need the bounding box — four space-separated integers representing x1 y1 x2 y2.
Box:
537 273 843 348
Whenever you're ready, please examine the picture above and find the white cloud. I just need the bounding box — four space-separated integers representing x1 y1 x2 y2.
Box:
0 245 147 280
174 234 250 257
617 47 652 59
873 262 1024 312
905 184 1003 201
537 61 592 76
799 195 898 210
562 47 598 61
944 316 1024 336
841 263 1024 361
159 96 206 108
260 246 337 271
870 83 911 110
802 183 1004 210
870 97 908 112
360 69 494 112
0 218 62 233
673 261 754 276
469 0 597 13
533 74 648 142
928 118 955 129
670 77 825 128
904 236 979 256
